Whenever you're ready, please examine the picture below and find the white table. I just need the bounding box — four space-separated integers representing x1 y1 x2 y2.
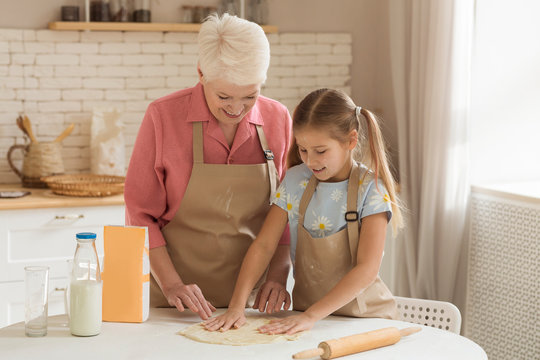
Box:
0 308 487 360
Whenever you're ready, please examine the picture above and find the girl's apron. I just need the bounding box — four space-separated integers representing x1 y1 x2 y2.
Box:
150 121 279 308
292 163 398 318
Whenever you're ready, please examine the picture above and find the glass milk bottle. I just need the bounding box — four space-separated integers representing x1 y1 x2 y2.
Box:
70 232 102 336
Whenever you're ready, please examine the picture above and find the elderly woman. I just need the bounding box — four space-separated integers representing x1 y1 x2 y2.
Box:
124 14 292 320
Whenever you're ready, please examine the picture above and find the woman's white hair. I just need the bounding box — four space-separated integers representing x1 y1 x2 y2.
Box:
198 13 270 86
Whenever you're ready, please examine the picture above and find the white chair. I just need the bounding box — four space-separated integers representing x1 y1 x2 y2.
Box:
394 296 462 334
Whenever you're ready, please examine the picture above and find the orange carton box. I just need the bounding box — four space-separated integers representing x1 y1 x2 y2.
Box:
102 225 149 322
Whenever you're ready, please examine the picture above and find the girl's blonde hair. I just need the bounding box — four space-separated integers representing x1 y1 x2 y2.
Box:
198 13 270 85
287 88 403 234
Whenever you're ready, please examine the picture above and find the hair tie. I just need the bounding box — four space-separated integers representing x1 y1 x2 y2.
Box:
355 106 362 117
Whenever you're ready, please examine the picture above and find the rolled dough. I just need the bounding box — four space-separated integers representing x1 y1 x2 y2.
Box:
178 316 304 346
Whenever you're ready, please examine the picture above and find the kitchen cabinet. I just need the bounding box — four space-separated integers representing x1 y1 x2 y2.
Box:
0 185 124 328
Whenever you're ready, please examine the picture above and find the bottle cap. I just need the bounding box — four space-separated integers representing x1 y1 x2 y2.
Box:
76 232 97 239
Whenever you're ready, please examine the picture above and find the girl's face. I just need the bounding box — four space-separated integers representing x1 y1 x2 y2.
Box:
201 74 260 127
295 127 357 182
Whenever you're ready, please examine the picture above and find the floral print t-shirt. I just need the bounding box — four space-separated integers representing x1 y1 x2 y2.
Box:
271 163 392 262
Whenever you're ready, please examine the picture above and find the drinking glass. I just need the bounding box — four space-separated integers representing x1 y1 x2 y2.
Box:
24 266 49 337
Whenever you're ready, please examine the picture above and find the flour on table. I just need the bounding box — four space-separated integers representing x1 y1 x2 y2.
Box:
178 316 304 346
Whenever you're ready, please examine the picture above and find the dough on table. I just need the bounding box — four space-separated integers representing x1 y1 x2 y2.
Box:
178 316 304 346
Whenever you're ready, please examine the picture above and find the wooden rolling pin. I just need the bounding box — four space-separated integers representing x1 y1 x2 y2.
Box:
292 326 421 359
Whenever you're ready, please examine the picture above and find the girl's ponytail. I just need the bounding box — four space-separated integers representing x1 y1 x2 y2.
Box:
357 107 403 235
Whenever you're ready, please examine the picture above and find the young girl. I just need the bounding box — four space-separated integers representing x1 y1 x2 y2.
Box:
204 88 403 334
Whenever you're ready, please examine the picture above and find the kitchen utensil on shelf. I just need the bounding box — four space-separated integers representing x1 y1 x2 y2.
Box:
248 0 268 25
133 0 151 22
61 6 80 21
220 0 238 17
54 123 75 143
181 5 193 23
7 142 65 188
292 326 422 359
111 0 130 21
90 0 111 21
22 115 38 143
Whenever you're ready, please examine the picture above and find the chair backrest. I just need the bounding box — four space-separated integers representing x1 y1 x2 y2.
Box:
394 296 462 334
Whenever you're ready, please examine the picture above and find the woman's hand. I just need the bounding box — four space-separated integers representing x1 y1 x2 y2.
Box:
203 308 246 331
253 280 291 314
163 282 216 320
258 313 317 335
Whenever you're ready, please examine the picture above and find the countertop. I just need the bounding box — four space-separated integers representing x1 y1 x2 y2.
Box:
0 308 487 360
0 184 124 210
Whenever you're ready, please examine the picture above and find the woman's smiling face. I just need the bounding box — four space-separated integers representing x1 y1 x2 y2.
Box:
201 76 261 126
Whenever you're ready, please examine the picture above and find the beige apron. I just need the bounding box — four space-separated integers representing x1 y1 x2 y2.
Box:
292 163 398 319
150 121 279 308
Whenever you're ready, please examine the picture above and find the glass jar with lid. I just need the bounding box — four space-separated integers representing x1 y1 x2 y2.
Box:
133 0 151 22
248 0 268 25
111 0 130 22
90 0 111 21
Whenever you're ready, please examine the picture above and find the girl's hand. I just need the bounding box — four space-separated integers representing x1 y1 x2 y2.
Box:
258 313 317 335
203 308 246 332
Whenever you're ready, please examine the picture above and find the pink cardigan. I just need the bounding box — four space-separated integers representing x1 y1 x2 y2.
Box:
125 82 292 248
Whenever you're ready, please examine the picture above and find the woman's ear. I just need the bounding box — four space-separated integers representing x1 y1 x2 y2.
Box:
197 64 204 82
348 129 358 150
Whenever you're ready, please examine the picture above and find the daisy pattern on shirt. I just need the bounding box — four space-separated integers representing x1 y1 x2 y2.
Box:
273 184 285 202
299 178 309 189
311 211 333 237
330 189 343 202
359 177 371 193
368 190 391 212
285 193 299 217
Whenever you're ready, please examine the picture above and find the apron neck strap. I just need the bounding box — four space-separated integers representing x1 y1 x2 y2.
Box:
255 125 278 199
345 162 360 261
192 121 203 164
298 175 318 225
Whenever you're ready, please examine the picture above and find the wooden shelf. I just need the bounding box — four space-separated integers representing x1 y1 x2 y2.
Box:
48 21 278 33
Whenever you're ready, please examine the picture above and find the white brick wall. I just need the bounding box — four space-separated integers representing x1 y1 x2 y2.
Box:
0 28 351 184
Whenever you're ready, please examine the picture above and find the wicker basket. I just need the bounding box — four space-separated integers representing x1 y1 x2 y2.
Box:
41 174 125 197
